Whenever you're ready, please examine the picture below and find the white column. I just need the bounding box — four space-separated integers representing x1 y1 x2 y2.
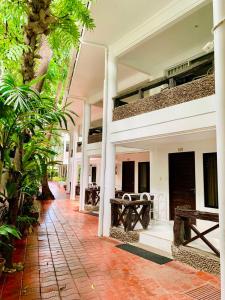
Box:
70 129 78 200
80 102 91 211
98 52 117 236
66 133 73 193
213 1 225 298
135 161 138 193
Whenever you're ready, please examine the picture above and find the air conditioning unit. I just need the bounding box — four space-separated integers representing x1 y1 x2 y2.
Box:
166 61 190 77
165 51 214 78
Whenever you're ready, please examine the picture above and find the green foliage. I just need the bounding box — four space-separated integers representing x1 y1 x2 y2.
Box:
0 0 94 226
0 75 39 111
0 0 95 99
16 215 37 227
0 224 21 240
0 0 27 79
0 75 75 222
16 215 37 236
50 0 94 51
52 176 66 182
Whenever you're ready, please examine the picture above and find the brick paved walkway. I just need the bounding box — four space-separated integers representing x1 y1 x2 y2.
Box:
0 182 220 299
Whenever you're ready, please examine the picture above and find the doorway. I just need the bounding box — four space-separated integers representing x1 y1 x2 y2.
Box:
138 162 150 193
122 161 135 192
91 166 96 183
169 152 196 220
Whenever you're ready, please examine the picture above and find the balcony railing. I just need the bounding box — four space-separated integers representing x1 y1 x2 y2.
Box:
111 198 151 232
88 126 102 144
173 208 219 257
113 74 215 121
85 186 100 206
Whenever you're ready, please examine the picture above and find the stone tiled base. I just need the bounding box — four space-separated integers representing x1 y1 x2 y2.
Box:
172 244 220 275
110 227 139 243
0 182 220 299
84 205 99 212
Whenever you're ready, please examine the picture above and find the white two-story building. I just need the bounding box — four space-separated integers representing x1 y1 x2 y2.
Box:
64 0 225 293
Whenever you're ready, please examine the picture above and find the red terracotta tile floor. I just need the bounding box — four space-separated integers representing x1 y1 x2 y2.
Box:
0 182 220 299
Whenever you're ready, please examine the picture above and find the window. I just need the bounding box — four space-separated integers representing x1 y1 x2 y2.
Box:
203 153 218 208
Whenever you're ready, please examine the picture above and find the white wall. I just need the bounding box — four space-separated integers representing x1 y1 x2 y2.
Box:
150 137 218 222
111 95 215 144
115 151 150 192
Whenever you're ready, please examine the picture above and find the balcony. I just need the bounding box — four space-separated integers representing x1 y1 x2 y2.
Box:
113 74 215 121
88 126 102 144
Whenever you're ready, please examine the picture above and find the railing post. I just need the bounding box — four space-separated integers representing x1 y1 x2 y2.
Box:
111 201 119 227
173 214 184 246
142 204 151 229
124 207 133 232
183 217 191 241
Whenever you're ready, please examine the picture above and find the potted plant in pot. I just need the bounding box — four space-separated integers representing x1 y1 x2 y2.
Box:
16 215 37 236
27 204 39 222
22 198 40 223
0 224 21 271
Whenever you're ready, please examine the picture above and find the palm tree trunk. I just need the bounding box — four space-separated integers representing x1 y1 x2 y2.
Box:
22 0 54 83
34 37 52 91
40 81 62 200
8 171 21 225
41 172 55 200
8 138 23 225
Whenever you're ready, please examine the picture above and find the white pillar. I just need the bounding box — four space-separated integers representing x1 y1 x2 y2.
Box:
98 52 117 236
70 129 78 200
66 133 73 193
80 102 91 211
213 1 225 298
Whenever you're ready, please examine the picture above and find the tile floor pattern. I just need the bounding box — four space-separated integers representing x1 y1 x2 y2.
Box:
0 182 220 300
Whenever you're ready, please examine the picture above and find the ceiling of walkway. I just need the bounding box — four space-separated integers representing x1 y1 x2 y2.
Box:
68 0 213 118
119 2 213 76
119 129 216 150
84 0 171 45
68 0 175 103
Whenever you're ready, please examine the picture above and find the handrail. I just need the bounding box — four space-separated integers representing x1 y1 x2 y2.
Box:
110 198 151 231
113 52 214 107
88 126 102 136
174 208 219 257
113 76 168 107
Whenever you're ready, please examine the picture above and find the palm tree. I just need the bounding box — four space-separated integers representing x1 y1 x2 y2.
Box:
0 75 75 224
0 0 94 82
0 0 94 205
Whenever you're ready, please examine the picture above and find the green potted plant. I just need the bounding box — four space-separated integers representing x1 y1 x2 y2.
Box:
0 224 21 270
21 198 40 222
16 215 37 236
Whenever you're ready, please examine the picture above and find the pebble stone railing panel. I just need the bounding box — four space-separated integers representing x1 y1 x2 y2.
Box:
173 208 219 257
113 74 215 121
